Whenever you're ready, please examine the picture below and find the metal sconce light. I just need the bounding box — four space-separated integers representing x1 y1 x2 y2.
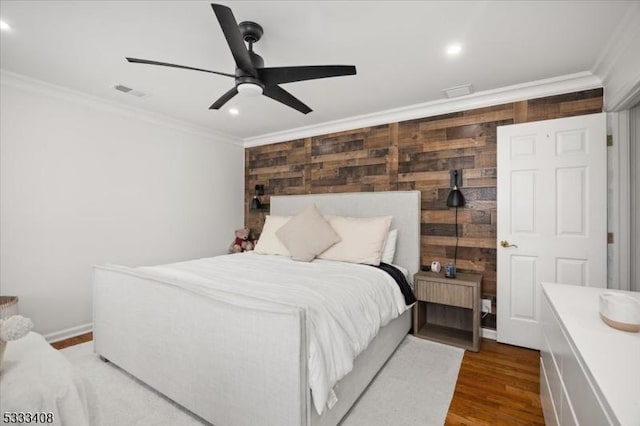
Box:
250 196 261 210
446 170 465 208
250 184 264 210
446 170 465 273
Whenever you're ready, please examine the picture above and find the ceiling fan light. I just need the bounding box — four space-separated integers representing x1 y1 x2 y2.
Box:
237 83 263 97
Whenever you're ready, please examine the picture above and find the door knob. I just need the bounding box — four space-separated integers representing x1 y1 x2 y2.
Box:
500 240 518 248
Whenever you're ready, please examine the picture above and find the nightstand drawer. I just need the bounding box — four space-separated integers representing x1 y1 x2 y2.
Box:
415 280 473 309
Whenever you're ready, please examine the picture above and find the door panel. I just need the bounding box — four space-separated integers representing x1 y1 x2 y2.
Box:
556 167 586 235
510 255 538 320
511 171 537 233
555 258 588 286
497 113 606 349
556 129 588 155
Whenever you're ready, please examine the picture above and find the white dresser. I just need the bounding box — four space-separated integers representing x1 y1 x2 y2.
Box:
540 283 640 426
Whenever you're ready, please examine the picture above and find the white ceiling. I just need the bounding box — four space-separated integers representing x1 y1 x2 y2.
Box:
0 1 635 141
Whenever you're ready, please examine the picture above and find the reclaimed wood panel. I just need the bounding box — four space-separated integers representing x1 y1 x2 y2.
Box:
524 88 603 123
244 89 603 330
245 138 310 233
308 125 395 194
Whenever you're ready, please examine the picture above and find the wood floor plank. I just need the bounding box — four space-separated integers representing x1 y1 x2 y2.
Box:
446 339 544 425
50 332 92 349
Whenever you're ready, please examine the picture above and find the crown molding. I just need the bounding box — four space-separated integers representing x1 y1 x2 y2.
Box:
0 69 604 149
592 2 640 111
0 70 243 147
243 71 602 148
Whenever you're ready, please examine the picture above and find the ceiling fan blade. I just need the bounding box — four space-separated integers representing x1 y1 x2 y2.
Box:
126 57 235 78
263 85 312 114
209 86 239 110
211 4 257 78
259 65 357 86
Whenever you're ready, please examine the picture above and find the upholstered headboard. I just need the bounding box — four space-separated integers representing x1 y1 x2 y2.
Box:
271 191 421 280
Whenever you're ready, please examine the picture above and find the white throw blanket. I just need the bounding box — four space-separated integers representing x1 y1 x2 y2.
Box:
0 332 92 426
137 253 408 415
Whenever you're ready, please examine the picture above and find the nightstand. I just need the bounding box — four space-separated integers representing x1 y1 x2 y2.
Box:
413 271 482 352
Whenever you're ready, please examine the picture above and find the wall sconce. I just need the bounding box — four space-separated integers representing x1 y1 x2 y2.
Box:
250 184 265 210
446 170 465 208
447 170 465 271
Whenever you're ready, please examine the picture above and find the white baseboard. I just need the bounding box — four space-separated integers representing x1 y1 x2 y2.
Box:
481 327 497 340
44 322 93 343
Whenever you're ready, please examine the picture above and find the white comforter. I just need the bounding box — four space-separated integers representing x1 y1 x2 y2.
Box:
137 252 408 415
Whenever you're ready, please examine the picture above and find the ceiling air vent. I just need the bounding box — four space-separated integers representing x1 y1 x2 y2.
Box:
114 84 147 98
443 84 473 98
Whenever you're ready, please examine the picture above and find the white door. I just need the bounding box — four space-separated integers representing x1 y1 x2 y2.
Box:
497 113 607 350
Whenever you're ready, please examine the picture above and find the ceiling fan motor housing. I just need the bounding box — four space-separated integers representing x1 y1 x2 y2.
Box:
238 21 263 44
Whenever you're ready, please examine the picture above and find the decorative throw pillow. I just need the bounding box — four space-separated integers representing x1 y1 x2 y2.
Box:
381 229 398 264
317 215 392 265
275 204 340 262
254 215 292 256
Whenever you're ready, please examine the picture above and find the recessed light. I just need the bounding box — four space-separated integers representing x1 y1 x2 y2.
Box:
446 43 462 56
0 20 12 32
229 108 239 116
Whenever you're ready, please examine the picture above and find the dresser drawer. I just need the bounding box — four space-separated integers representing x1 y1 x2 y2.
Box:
560 381 579 426
414 280 473 309
541 334 562 421
563 347 613 425
541 294 572 373
540 359 560 426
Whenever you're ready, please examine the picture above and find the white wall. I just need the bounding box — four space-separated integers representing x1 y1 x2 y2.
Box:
630 103 640 292
0 78 245 339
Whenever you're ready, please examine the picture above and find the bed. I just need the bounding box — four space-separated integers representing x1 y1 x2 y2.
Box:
93 190 420 426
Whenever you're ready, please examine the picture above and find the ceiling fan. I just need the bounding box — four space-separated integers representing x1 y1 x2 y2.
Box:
126 3 357 114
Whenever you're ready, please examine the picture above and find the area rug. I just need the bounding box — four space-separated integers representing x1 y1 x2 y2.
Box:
61 335 464 426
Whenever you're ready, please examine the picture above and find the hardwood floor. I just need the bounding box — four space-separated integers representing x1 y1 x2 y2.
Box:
446 339 544 425
50 332 92 350
51 334 544 424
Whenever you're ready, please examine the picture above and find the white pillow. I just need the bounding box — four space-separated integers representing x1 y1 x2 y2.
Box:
254 215 291 256
381 229 398 264
318 215 392 265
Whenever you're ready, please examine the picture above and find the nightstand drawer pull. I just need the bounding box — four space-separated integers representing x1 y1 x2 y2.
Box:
416 281 473 309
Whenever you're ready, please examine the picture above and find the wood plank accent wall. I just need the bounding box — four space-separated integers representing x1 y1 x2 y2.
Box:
245 88 603 329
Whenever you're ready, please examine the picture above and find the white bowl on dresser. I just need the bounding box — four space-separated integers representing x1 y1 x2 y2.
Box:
599 292 640 332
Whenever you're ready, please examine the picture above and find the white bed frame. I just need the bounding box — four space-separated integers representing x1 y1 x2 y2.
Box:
93 191 420 426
